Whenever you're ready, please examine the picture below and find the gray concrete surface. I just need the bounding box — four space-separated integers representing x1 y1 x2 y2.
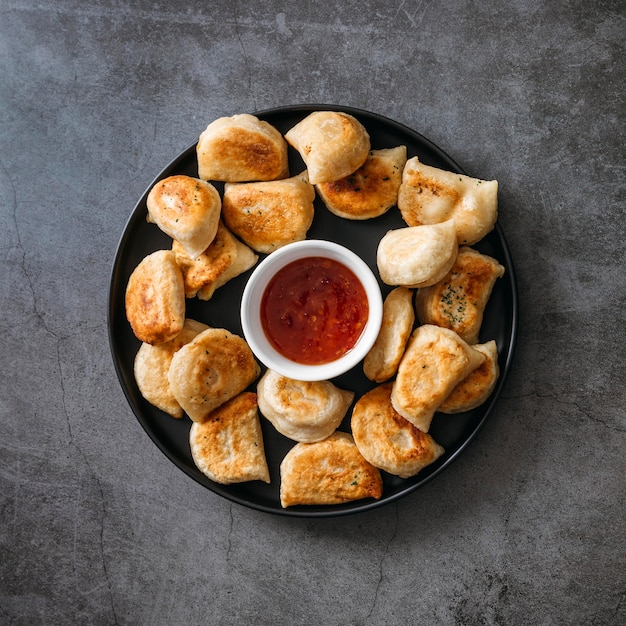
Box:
1 1 624 624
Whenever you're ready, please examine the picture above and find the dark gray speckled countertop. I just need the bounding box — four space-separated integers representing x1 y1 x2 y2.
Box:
1 2 624 624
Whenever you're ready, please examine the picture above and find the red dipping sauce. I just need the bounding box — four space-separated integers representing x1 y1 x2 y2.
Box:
260 256 369 365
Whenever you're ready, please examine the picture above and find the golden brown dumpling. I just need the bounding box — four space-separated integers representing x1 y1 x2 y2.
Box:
376 220 458 288
279 432 383 507
172 221 258 300
197 113 289 182
125 249 185 345
398 157 498 245
146 175 221 259
189 392 270 484
222 172 315 253
415 246 505 344
438 340 500 413
351 383 445 478
316 146 407 219
363 287 415 383
257 370 354 442
284 111 370 184
391 325 485 432
133 319 210 418
168 327 260 422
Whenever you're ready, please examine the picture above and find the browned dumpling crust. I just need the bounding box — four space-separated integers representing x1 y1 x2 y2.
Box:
146 175 221 260
133 319 210 418
172 221 258 300
189 392 270 484
168 327 260 422
351 383 445 478
398 157 498 245
391 325 485 432
377 220 458 288
415 246 505 344
222 172 315 253
279 432 383 507
284 111 370 184
363 287 415 383
125 249 185 345
316 146 407 220
438 340 500 413
197 114 289 182
257 370 354 443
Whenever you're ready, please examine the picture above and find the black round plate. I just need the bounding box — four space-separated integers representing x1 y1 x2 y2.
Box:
108 105 518 517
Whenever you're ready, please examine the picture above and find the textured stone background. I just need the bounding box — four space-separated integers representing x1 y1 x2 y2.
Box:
1 1 624 624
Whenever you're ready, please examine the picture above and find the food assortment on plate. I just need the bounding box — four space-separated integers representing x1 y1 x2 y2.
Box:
120 108 508 510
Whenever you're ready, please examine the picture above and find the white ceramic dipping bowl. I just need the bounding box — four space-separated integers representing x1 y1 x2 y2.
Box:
241 240 383 381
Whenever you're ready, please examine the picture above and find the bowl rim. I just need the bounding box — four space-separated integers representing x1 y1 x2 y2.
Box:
240 239 384 381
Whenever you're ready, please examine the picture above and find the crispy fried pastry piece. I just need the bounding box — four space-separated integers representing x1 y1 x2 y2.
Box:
279 432 383 507
415 246 505 344
172 221 258 300
438 340 499 413
196 113 289 182
376 220 458 288
168 327 260 422
189 392 270 484
146 175 221 259
133 319 210 418
397 157 498 245
257 370 354 443
316 146 407 219
351 383 445 478
125 249 185 345
284 111 370 184
363 287 415 383
222 172 315 253
391 325 485 432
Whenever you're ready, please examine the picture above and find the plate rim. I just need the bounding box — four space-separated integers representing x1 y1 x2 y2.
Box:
107 103 519 517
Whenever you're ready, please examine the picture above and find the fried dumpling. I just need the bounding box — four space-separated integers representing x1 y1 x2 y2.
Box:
168 327 260 422
363 287 415 383
351 383 445 478
133 319 209 418
222 172 315 253
172 221 258 300
125 249 185 345
391 324 485 431
438 340 500 413
415 246 505 344
146 175 221 259
279 432 383 507
397 157 498 245
376 220 458 288
189 392 270 484
316 146 407 220
196 113 289 182
284 111 370 184
257 370 354 442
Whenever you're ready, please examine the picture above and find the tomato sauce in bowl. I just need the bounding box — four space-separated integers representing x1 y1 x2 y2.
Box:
241 239 383 381
260 256 369 365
